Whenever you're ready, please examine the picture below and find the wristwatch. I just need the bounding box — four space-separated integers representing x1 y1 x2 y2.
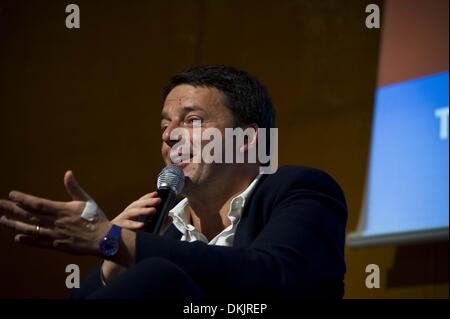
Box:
99 224 122 259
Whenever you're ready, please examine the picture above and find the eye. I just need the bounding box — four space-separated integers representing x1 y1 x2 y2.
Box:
186 116 202 126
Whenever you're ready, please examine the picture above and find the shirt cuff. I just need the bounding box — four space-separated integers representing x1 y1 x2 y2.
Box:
99 261 108 286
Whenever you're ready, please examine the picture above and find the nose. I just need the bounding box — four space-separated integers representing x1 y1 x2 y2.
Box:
162 122 182 148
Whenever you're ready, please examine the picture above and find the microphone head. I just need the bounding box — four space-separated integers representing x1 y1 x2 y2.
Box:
157 165 185 194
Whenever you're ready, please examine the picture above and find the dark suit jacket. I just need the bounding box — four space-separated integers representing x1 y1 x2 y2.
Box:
73 165 347 299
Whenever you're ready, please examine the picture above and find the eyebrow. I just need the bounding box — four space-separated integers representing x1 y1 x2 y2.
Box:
160 105 206 121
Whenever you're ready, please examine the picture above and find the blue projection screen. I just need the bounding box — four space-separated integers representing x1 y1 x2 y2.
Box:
348 71 449 246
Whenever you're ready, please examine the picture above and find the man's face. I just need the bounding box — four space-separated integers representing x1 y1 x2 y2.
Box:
160 84 235 194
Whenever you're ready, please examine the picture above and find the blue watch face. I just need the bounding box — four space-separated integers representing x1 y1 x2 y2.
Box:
100 237 119 258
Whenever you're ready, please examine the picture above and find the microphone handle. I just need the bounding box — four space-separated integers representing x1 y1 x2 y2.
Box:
143 187 177 234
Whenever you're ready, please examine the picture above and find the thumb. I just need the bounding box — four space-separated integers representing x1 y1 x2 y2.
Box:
64 170 93 201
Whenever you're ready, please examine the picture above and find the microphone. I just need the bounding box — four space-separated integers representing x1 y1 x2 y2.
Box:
144 165 185 234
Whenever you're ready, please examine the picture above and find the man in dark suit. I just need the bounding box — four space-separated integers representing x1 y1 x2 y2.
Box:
0 65 347 299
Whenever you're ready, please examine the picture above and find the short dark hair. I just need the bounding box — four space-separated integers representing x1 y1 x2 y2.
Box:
163 65 276 130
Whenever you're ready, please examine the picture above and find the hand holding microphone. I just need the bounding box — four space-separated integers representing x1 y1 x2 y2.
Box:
143 165 185 234
111 192 161 230
103 165 185 284
112 165 184 233
103 193 161 283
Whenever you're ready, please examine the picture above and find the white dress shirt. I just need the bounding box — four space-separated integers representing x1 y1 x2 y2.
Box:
168 175 261 247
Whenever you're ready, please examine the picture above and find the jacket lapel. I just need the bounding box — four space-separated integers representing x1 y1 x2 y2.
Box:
163 224 182 240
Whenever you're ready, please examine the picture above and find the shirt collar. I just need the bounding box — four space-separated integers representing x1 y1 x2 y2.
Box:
168 175 261 235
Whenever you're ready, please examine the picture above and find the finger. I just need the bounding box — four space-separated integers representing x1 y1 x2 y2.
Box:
112 219 144 230
126 197 161 210
0 199 37 221
138 192 158 200
0 215 56 238
121 207 157 219
139 198 162 207
64 170 93 201
0 200 55 225
14 234 54 249
125 193 159 209
112 207 155 226
9 191 65 216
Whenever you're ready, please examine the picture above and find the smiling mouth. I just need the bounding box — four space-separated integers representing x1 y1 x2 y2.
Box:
173 161 189 168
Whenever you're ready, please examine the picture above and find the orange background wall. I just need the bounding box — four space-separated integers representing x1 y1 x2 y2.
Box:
0 0 447 298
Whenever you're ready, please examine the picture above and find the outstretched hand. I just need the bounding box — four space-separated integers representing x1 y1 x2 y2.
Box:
0 171 112 256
